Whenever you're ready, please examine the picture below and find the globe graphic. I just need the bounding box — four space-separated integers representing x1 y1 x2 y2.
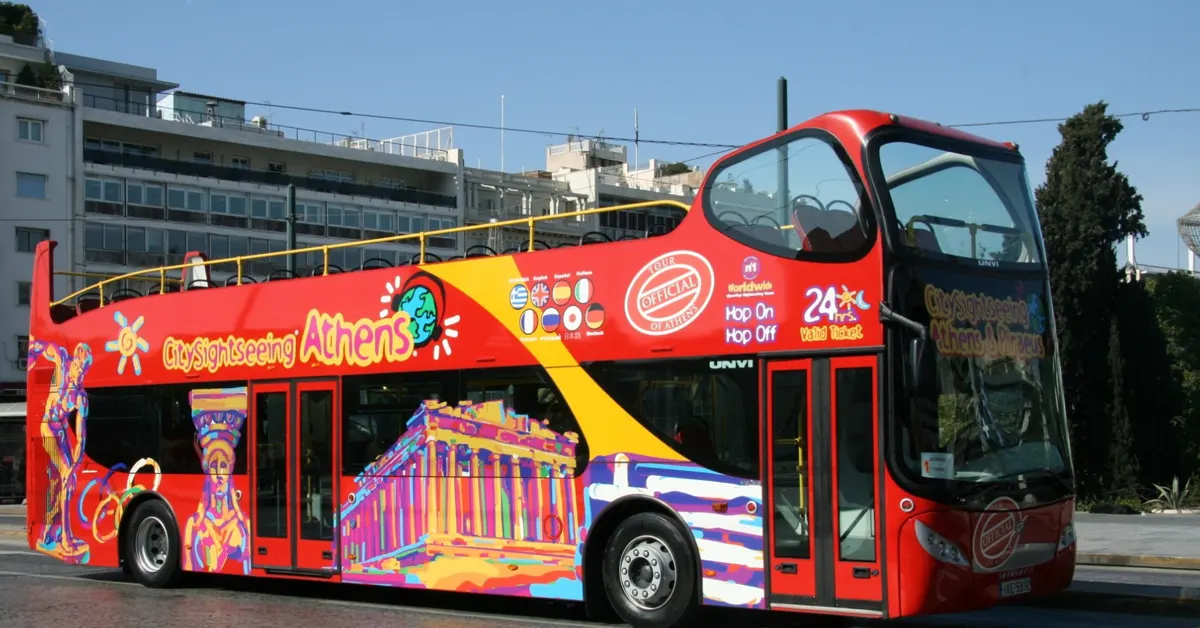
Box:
395 286 438 345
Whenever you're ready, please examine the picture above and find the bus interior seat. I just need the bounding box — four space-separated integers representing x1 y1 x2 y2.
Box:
76 295 104 315
674 417 719 463
912 226 942 253
108 288 142 302
730 223 786 248
49 303 75 324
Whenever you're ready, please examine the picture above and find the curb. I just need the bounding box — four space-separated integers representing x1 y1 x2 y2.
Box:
1077 552 1200 571
1068 579 1200 601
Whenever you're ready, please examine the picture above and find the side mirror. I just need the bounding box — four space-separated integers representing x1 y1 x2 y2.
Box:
909 337 938 395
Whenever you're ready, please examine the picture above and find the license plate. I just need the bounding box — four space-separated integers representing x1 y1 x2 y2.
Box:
999 577 1032 598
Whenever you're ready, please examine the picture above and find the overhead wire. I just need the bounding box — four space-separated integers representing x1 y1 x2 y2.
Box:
58 79 1200 148
5 78 1200 223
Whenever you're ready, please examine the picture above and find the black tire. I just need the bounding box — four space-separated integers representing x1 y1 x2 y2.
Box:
601 512 698 628
121 499 182 588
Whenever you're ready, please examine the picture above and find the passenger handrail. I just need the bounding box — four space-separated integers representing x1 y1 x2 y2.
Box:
50 199 691 308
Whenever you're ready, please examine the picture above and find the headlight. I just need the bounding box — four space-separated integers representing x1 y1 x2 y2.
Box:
1057 521 1076 552
915 519 970 567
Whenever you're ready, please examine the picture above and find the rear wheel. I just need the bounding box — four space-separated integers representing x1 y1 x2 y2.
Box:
602 512 698 628
121 499 182 588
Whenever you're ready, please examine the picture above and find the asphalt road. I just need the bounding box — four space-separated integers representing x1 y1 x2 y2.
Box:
1 538 1198 627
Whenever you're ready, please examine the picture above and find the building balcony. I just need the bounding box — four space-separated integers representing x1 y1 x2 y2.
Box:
0 79 71 106
82 147 457 208
547 139 626 162
597 171 697 197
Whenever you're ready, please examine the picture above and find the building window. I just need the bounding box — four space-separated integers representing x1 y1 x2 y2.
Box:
210 192 248 216
17 118 43 143
16 281 31 307
309 168 353 183
126 180 164 207
426 216 458 249
16 172 47 199
380 176 407 190
267 161 285 174
192 151 213 164
250 196 285 220
15 227 49 252
363 209 394 233
167 186 206 212
16 336 28 366
84 222 127 264
231 156 249 169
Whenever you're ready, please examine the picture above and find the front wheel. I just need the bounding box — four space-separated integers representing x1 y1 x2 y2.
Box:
121 499 182 588
602 512 698 628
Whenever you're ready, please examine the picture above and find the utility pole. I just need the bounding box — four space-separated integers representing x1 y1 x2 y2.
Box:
776 76 789 226
286 183 297 273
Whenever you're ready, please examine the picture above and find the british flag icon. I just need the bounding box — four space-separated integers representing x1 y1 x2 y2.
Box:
530 282 550 308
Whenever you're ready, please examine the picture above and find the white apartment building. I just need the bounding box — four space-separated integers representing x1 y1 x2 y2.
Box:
0 33 78 400
0 38 695 397
461 137 702 251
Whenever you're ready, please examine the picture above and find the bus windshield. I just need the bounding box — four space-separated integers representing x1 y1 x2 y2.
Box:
877 140 1042 266
893 267 1071 487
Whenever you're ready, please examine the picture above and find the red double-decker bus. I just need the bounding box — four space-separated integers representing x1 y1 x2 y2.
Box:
25 109 1075 627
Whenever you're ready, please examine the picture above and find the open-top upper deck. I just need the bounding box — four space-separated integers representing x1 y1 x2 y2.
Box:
24 107 1031 386
46 199 692 324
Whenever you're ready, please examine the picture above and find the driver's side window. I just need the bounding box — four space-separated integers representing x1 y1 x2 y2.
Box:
707 135 871 258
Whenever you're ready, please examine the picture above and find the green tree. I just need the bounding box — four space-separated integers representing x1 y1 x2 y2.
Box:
657 162 692 177
0 2 39 46
35 60 59 89
1035 101 1146 497
1146 272 1200 478
1115 278 1184 488
1106 317 1139 495
13 62 35 86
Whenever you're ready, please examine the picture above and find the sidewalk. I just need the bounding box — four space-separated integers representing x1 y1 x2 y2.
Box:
1075 512 1200 570
0 503 24 537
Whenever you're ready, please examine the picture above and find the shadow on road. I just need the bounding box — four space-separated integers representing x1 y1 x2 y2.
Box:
68 568 1200 627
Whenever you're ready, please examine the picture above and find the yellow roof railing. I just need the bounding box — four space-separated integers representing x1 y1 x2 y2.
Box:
50 199 691 308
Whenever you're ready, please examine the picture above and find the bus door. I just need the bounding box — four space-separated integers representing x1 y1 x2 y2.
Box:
249 379 340 575
764 356 882 616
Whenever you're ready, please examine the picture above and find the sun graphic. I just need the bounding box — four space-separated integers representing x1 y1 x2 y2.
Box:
378 275 459 360
103 311 150 376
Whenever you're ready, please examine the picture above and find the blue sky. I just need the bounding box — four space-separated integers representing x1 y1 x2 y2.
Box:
34 0 1200 269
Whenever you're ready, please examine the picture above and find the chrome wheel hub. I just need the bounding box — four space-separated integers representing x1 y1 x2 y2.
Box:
135 515 169 574
618 535 677 610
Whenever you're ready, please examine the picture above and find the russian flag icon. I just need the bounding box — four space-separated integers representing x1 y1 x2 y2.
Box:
542 307 561 332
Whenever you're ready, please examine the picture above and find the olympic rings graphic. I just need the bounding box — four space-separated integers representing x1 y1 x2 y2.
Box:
77 458 162 544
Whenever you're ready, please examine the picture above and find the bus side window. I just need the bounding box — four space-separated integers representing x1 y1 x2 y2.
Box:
340 372 456 477
706 135 872 260
582 358 759 479
461 366 589 476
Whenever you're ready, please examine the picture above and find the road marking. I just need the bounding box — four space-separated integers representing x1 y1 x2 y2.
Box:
0 570 602 626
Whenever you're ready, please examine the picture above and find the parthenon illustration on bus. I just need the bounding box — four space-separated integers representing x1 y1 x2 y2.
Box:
339 399 586 594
